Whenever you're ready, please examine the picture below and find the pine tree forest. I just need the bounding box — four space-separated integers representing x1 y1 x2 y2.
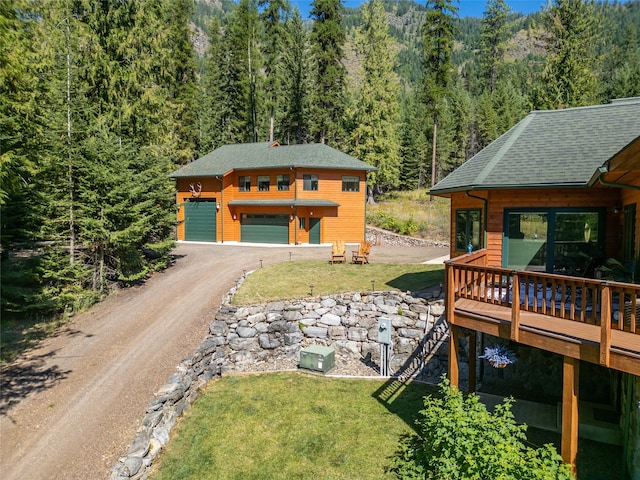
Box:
2 0 640 319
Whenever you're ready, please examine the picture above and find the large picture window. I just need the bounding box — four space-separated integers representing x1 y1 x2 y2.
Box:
303 174 318 191
455 209 482 251
504 208 605 275
239 176 251 192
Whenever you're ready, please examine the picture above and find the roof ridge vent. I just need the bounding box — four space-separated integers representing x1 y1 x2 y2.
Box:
269 141 281 148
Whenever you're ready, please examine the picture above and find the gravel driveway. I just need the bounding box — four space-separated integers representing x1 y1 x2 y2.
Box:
0 242 448 480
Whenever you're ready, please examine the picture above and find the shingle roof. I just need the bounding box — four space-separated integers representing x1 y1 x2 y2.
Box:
431 98 640 194
170 142 376 178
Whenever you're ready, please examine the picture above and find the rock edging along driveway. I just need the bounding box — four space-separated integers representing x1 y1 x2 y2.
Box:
109 277 451 479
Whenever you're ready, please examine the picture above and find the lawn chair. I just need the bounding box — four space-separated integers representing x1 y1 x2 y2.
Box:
352 241 371 264
330 241 346 264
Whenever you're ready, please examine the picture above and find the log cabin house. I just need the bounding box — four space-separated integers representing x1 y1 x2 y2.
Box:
431 97 640 477
170 142 375 245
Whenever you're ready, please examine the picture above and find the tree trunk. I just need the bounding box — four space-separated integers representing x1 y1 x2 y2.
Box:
430 110 438 201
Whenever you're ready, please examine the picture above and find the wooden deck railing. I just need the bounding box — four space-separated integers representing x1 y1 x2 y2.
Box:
446 250 640 366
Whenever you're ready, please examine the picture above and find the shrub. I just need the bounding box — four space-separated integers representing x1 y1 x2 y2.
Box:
388 379 575 480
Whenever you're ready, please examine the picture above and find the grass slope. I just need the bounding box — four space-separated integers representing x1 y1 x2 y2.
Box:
150 373 436 480
231 261 444 305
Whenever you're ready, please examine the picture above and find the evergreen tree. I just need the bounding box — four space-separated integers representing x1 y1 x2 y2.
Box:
535 0 601 109
350 0 402 194
127 0 199 163
420 0 458 189
0 0 43 252
493 78 527 133
198 17 225 154
479 0 511 93
399 95 429 190
2 0 182 316
218 0 262 143
281 8 310 144
602 19 640 100
475 91 499 148
259 0 291 142
309 0 347 145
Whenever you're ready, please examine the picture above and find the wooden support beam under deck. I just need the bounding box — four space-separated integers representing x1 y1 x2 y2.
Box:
449 325 459 388
561 356 579 476
468 331 476 394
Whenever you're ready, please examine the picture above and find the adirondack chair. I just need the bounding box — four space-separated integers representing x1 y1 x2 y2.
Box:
352 241 371 264
330 241 346 264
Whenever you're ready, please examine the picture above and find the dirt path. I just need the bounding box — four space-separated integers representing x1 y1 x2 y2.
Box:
0 242 447 480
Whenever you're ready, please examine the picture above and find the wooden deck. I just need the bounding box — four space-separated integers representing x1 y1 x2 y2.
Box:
454 298 640 376
445 250 640 376
445 250 640 473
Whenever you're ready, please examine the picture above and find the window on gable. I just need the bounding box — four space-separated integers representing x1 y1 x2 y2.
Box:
342 176 360 192
303 174 318 191
277 174 290 191
239 176 251 192
455 209 482 252
258 176 270 191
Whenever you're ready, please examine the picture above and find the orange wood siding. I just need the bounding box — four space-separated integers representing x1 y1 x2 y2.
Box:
174 168 368 243
175 177 223 241
449 187 622 267
296 168 367 244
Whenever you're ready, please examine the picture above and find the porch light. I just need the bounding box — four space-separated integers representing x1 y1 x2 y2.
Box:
290 214 294 221
216 202 220 210
232 213 237 220
613 204 622 214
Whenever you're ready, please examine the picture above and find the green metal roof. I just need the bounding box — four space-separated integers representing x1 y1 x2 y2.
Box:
170 142 376 178
431 98 640 194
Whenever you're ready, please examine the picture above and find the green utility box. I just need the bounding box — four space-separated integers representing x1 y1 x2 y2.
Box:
299 345 335 373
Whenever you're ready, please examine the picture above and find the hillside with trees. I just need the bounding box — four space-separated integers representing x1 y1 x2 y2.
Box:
2 0 639 322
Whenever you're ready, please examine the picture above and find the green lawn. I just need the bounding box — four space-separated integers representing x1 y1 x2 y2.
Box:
231 261 444 305
149 373 436 480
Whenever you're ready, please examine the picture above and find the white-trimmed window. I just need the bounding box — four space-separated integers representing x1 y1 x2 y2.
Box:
342 176 360 192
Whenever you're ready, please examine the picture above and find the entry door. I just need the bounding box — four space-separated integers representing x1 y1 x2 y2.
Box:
184 199 217 242
309 218 321 244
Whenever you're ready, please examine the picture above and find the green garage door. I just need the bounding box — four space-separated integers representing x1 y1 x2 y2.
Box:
184 199 217 242
241 214 289 244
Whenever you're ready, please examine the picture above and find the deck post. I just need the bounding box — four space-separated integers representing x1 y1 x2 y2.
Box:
468 330 476 393
510 271 520 342
600 283 611 367
448 325 459 388
561 356 579 476
445 261 455 323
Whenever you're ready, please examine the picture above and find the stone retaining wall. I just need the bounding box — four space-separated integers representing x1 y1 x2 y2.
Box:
109 285 451 479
